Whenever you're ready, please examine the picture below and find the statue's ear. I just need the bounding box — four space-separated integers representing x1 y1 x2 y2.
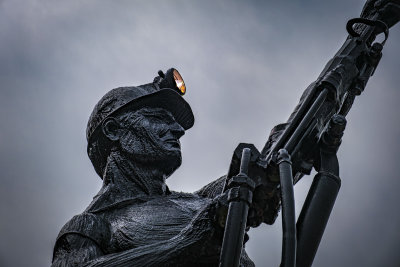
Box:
102 117 121 142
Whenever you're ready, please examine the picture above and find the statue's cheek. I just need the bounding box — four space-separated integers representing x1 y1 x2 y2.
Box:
118 127 158 157
119 130 150 156
119 131 138 154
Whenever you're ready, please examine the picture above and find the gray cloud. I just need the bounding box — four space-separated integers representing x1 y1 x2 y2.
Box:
1 0 399 266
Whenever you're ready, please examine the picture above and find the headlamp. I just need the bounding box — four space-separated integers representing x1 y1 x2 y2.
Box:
157 68 186 95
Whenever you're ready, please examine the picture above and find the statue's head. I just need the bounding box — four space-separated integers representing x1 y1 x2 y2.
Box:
86 84 194 179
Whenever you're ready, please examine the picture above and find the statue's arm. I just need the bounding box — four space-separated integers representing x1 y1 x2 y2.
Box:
53 233 205 267
83 200 223 267
52 234 104 267
54 200 224 267
194 175 226 198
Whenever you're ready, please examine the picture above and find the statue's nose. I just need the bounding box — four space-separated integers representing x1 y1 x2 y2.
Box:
170 122 185 139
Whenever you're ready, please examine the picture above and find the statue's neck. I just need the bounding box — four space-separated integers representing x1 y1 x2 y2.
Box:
103 150 168 197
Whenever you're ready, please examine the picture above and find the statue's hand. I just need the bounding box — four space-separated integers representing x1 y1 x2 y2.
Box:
361 0 400 28
214 191 229 230
224 143 282 228
247 183 281 227
218 171 276 229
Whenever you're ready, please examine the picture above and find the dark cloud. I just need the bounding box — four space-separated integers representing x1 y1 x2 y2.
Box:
1 0 399 266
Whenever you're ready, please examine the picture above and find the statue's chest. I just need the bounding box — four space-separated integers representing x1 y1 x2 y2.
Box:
105 196 209 252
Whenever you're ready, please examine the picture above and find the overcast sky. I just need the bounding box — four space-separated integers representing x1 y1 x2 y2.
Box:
1 0 399 266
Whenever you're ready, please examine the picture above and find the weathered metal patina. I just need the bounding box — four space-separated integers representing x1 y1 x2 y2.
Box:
52 1 399 266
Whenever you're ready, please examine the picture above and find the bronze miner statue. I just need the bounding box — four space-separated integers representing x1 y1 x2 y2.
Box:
52 1 400 266
52 69 276 267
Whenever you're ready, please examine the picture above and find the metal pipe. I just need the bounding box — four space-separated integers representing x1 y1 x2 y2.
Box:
219 148 253 267
296 171 341 267
262 84 319 157
219 201 250 267
284 88 328 154
296 115 344 267
277 149 296 267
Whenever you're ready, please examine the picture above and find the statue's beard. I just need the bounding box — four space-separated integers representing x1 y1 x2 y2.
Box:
119 129 182 179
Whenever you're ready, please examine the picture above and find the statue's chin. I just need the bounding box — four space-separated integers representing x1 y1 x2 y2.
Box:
121 147 182 179
160 153 182 179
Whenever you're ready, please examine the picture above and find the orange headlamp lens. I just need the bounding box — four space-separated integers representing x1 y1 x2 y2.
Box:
173 69 186 95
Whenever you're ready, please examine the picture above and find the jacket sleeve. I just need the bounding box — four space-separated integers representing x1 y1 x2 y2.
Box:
52 213 111 266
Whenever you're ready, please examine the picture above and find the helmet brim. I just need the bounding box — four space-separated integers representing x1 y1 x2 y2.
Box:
113 88 194 130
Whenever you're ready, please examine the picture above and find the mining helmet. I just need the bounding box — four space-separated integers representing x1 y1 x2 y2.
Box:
86 68 194 146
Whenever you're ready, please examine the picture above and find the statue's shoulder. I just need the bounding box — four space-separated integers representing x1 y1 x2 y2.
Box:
53 212 111 257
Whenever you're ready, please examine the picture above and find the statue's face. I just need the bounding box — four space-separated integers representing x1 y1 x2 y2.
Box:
117 107 185 177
